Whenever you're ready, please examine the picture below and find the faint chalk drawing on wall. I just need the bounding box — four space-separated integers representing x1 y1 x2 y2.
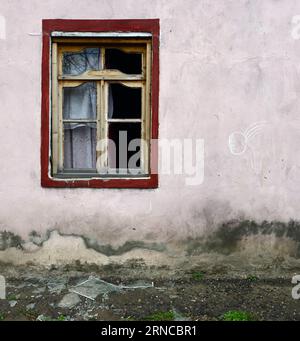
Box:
228 121 268 174
228 121 268 155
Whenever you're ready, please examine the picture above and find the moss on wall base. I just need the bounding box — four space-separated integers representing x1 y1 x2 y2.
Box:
1 220 300 275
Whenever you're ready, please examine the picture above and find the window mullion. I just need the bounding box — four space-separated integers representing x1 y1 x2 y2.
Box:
52 42 59 175
58 82 64 172
102 80 108 170
96 79 108 173
101 47 105 70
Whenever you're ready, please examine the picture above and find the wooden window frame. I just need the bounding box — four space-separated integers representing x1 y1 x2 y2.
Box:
41 19 159 188
55 44 148 177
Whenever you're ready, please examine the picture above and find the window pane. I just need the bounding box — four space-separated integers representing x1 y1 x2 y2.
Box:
108 84 141 119
63 82 97 120
108 122 141 170
105 49 141 74
63 48 101 76
64 123 97 170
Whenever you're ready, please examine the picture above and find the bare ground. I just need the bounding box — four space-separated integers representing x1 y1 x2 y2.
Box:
0 261 299 321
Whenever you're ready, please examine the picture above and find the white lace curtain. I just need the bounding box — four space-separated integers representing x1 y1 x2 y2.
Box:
63 82 97 170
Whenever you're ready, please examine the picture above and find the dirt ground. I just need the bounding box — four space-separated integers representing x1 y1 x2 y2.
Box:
0 261 299 321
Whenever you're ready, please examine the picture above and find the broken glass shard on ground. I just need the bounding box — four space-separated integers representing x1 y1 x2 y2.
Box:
69 276 153 300
47 278 67 294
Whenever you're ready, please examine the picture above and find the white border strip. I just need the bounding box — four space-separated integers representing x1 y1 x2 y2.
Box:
51 31 152 38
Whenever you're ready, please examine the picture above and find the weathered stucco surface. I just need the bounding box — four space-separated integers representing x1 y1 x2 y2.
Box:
1 0 300 268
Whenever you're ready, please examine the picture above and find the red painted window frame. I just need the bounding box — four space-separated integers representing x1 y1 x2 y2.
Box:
41 19 159 189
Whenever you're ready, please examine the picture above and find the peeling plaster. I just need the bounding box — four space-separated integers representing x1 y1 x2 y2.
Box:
27 230 167 256
0 230 173 267
1 220 300 269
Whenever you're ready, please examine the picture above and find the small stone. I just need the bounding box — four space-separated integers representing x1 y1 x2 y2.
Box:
26 303 35 310
9 300 17 307
32 287 46 294
58 293 81 309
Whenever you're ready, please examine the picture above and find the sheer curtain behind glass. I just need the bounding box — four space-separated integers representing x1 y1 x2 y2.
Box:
63 82 97 170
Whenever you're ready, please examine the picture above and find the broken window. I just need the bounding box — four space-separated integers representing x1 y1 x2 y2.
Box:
41 19 159 188
108 122 141 170
105 48 142 74
108 83 141 119
51 40 152 178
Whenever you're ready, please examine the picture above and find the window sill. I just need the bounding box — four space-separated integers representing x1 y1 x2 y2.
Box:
55 172 150 179
41 173 158 189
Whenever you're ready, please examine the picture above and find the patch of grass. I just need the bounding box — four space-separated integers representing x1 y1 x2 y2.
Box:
143 311 175 321
192 271 204 281
221 310 255 321
56 315 66 321
0 313 5 321
247 275 258 282
7 294 17 301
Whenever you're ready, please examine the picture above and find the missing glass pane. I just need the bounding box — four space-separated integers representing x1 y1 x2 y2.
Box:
63 48 101 76
108 123 141 170
63 82 97 120
64 123 97 170
108 83 141 119
105 49 142 74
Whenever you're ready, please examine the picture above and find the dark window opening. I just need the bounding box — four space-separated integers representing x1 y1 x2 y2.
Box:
108 83 141 119
108 123 141 170
105 49 142 74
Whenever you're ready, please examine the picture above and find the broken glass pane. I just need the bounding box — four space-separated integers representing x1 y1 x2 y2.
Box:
63 123 97 169
63 48 101 76
105 49 142 74
63 82 97 120
108 83 141 119
108 122 141 170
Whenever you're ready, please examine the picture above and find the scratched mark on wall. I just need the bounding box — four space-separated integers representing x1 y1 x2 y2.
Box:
228 121 269 174
228 121 268 155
